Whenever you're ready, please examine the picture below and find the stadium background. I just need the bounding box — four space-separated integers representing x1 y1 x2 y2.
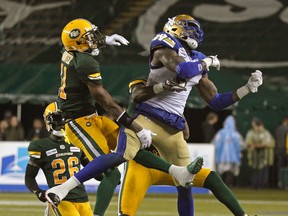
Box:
0 0 288 215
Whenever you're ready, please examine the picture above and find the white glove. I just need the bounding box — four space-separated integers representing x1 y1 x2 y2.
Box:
105 34 129 46
246 70 263 93
201 55 220 71
236 70 263 99
136 128 156 149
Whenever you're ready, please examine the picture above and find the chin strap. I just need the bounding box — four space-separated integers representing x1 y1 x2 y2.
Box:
61 129 71 144
91 49 99 56
186 38 198 49
51 130 71 144
52 130 64 137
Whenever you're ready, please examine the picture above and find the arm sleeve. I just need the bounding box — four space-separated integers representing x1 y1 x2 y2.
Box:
208 92 235 111
25 163 41 193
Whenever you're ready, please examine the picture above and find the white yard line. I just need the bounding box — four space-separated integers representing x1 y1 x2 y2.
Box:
1 199 287 206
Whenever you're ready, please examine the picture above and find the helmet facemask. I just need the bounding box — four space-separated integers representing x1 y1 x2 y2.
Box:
78 25 106 55
180 20 202 49
44 111 66 137
165 16 204 49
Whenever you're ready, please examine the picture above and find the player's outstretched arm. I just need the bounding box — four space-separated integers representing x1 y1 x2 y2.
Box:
87 81 154 148
105 34 129 46
152 47 207 79
131 78 187 103
196 70 263 111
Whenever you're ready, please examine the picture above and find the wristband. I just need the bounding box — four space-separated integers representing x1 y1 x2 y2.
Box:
201 57 212 70
116 111 133 128
153 83 165 94
236 85 250 99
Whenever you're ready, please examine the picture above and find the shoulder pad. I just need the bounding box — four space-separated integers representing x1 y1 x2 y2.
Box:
150 32 181 51
28 140 42 159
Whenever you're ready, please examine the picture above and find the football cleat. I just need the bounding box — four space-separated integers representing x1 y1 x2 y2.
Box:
187 156 204 174
173 156 204 187
185 156 204 187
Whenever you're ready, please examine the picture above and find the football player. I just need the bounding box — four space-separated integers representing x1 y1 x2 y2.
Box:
119 78 191 216
45 18 204 215
124 14 262 216
25 102 94 216
119 77 254 216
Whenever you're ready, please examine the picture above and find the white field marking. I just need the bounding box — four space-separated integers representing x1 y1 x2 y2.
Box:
0 207 176 216
0 200 117 206
2 208 287 216
0 207 177 216
1 200 287 216
144 198 288 206
0 208 42 212
1 199 288 206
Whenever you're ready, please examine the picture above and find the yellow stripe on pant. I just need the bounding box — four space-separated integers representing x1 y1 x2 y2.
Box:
65 114 142 161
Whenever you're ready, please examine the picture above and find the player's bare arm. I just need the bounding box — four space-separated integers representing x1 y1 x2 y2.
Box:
196 70 263 111
131 82 155 103
132 48 187 102
151 47 185 71
153 47 220 79
182 115 190 140
86 81 143 133
196 74 239 103
132 76 186 103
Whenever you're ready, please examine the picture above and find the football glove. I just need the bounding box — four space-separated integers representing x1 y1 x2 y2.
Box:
34 189 47 203
105 34 129 46
246 70 263 93
136 128 156 149
201 55 220 71
163 78 187 92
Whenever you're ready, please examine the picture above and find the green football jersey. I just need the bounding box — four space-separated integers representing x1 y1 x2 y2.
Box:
58 49 102 119
28 137 88 202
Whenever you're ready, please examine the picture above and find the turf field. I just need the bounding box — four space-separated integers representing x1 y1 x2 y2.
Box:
0 188 287 216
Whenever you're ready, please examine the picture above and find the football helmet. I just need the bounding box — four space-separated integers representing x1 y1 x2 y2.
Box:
43 102 65 132
61 18 106 52
163 14 204 49
128 78 147 93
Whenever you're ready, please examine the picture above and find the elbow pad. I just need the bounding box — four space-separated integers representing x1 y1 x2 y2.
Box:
208 92 235 111
175 61 205 79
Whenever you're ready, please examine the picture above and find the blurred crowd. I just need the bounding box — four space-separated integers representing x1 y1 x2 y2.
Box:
0 110 49 141
201 112 288 190
1 109 287 189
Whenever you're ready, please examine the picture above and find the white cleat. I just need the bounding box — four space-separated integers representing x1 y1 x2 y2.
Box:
174 156 204 187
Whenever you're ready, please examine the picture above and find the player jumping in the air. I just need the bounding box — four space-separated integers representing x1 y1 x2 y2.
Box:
122 14 262 216
45 18 204 215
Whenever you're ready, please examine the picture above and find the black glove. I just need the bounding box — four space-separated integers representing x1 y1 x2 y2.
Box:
34 189 47 203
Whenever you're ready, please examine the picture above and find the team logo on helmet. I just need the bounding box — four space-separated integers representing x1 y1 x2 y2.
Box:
69 29 81 39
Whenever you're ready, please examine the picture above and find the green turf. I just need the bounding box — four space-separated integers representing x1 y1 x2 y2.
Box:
0 189 287 215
